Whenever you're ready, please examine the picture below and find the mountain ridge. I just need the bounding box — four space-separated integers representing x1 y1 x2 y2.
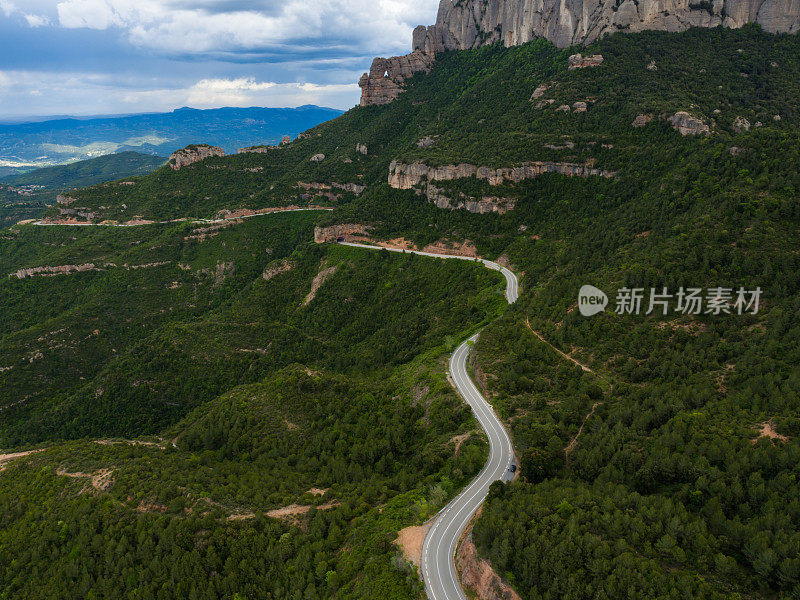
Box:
360 0 800 105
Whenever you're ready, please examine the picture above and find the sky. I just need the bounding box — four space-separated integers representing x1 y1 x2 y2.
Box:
0 0 440 120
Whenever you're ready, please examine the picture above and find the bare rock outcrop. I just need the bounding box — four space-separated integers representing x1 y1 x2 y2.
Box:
310 154 326 163
358 51 435 106
456 528 522 600
413 0 800 51
356 143 368 155
238 145 277 154
530 83 551 100
668 111 711 136
568 53 604 69
389 160 613 214
169 144 225 170
263 259 296 281
298 182 366 197
426 184 517 214
389 160 615 189
314 223 372 244
632 113 654 128
733 115 751 133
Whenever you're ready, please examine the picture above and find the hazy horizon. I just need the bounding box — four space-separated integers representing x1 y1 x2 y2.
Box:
0 0 439 118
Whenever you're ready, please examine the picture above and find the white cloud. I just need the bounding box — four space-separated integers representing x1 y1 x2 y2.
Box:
125 77 360 111
57 0 122 29
0 70 361 118
53 0 440 56
24 13 50 26
0 0 15 17
186 77 275 106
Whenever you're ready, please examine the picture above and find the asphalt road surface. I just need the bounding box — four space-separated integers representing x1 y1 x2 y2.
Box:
339 241 518 600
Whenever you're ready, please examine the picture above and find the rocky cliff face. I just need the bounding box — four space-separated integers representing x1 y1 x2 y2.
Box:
314 224 372 244
359 52 435 106
169 144 225 170
388 160 615 189
414 0 800 51
388 160 613 214
360 0 799 104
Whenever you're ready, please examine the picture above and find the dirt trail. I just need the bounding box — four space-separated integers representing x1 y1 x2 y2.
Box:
524 317 612 464
525 317 594 373
266 500 339 520
564 402 600 462
0 450 44 471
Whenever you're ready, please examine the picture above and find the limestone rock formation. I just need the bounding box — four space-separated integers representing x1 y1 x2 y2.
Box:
169 144 225 170
426 184 517 214
360 0 800 106
356 143 368 155
413 0 800 52
668 111 711 135
314 224 372 244
530 83 551 100
297 181 366 198
359 51 435 106
733 116 752 132
238 145 277 154
568 54 604 69
389 160 615 188
310 154 326 163
632 114 654 128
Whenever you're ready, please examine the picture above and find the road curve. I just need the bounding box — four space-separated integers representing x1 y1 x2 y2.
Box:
339 242 517 304
338 241 518 600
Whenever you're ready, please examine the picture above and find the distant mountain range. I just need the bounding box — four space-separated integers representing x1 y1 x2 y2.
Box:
0 105 343 177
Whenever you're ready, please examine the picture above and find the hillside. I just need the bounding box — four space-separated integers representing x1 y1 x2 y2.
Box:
1 25 799 600
1 152 166 190
0 152 167 226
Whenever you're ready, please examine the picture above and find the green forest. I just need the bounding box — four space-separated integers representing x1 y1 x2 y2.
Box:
1 23 800 600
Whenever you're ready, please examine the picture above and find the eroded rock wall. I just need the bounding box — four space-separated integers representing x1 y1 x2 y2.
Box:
414 0 800 51
359 51 436 106
388 160 615 189
313 224 372 244
169 144 225 170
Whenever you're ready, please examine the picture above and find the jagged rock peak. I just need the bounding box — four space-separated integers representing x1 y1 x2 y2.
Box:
358 51 435 106
413 0 800 51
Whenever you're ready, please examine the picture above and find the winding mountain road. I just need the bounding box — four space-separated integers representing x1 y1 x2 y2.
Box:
339 241 518 600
